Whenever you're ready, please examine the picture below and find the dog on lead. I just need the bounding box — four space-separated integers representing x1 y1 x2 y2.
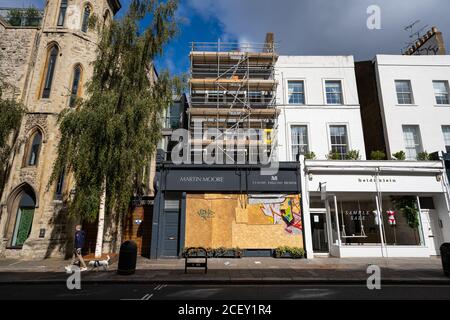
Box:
89 255 111 271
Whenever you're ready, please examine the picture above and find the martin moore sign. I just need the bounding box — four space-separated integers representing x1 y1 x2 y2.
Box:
159 165 300 193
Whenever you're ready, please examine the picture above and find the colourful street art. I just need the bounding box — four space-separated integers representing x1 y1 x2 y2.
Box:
261 196 302 235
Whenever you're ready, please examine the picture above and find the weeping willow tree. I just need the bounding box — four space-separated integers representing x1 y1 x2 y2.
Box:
0 53 26 199
50 0 180 257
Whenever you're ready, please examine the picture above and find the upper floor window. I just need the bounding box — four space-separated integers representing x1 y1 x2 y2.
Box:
69 65 83 107
442 126 450 153
291 125 309 161
55 168 66 199
325 81 343 105
288 81 305 105
433 81 449 105
42 45 59 99
27 131 43 166
57 0 68 26
329 125 348 159
402 125 423 160
81 5 91 32
395 80 414 105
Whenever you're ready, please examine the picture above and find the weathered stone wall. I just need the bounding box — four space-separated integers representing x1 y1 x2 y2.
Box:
0 22 38 100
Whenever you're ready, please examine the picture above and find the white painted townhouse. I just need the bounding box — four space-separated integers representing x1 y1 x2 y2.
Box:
275 56 366 162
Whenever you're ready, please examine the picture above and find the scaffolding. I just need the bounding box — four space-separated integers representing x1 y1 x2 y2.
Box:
188 33 279 162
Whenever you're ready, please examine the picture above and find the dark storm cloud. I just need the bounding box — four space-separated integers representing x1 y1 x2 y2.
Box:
187 0 450 60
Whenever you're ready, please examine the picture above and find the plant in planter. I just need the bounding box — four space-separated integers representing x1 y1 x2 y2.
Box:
304 152 316 160
274 246 305 259
392 151 406 160
327 151 342 160
370 150 386 160
345 150 361 160
416 151 430 161
392 197 420 229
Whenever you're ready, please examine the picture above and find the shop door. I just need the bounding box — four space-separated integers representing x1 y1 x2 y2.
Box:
311 209 329 253
423 210 444 256
160 209 180 258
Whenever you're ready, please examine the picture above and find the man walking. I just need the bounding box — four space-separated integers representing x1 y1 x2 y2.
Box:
71 224 87 271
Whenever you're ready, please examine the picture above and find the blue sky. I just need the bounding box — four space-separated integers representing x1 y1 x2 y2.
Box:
2 0 450 76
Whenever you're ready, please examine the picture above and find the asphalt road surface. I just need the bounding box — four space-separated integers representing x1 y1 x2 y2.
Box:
0 283 450 300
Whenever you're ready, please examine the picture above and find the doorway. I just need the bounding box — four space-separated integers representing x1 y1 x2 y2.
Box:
310 209 329 253
422 209 444 256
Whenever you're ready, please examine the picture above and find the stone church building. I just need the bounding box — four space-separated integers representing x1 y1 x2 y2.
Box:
0 0 123 260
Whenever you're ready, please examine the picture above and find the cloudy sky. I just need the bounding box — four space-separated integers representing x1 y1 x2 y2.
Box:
2 0 449 75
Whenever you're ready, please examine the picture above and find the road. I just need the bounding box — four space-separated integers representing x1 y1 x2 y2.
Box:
0 283 449 300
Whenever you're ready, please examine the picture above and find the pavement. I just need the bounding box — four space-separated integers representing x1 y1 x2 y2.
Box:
0 256 449 285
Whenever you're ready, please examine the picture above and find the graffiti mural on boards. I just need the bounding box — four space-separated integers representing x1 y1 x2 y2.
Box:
260 196 302 235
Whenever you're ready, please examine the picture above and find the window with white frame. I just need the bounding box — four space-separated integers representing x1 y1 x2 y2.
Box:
329 125 348 159
291 125 308 160
395 80 414 105
442 126 450 153
433 81 450 105
402 125 423 160
288 81 305 104
325 80 343 105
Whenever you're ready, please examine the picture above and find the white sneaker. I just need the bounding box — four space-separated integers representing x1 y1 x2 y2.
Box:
80 267 88 272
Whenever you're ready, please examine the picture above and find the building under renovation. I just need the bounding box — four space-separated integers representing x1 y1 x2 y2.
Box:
187 33 279 162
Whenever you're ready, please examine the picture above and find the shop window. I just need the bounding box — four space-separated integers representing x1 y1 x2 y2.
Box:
433 81 449 105
291 125 308 161
419 197 435 210
442 126 450 153
402 125 423 160
382 197 422 246
325 80 343 105
81 4 91 32
395 80 414 105
329 125 348 159
41 45 59 99
57 0 68 26
288 81 305 105
336 197 382 245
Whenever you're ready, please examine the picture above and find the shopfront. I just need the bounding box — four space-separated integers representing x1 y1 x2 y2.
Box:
150 163 303 258
304 160 450 258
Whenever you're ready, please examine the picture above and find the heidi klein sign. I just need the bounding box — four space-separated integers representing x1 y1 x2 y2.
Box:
308 172 444 193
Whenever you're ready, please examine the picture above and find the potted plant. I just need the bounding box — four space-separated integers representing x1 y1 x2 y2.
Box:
392 151 406 160
327 151 342 160
304 151 316 160
370 150 386 160
345 150 361 160
416 151 430 161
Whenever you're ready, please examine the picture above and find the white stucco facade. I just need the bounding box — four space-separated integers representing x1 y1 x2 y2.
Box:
375 54 450 159
276 56 367 161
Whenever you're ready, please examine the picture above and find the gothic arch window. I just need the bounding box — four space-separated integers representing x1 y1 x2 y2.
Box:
103 9 111 26
25 130 43 167
41 45 59 99
10 187 36 248
81 4 92 32
57 0 68 26
69 64 83 107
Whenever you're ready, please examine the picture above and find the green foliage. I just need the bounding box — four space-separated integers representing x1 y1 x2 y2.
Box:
327 151 342 160
304 151 316 160
274 246 305 259
370 150 386 160
50 0 182 222
7 7 41 27
416 151 430 161
345 150 361 160
392 197 420 229
0 52 26 198
392 151 406 161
